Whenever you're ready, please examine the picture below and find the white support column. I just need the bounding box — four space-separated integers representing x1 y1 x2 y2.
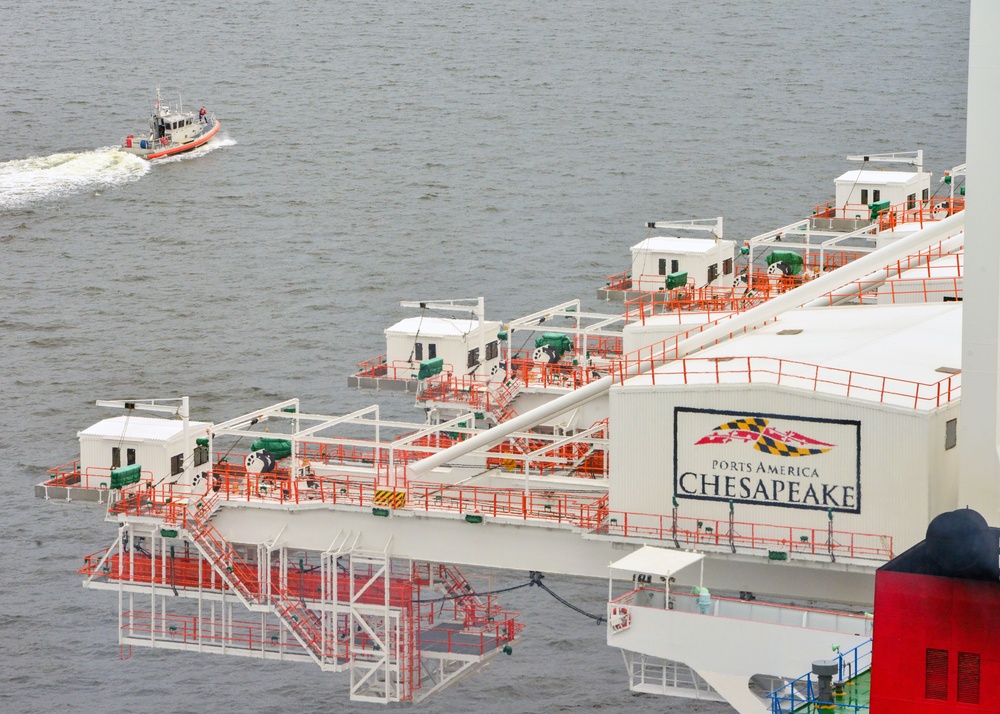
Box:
959 0 1000 520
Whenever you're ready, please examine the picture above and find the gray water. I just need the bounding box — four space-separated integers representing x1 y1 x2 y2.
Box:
0 1 969 712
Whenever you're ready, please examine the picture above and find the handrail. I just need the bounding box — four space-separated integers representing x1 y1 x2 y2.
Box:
625 354 960 409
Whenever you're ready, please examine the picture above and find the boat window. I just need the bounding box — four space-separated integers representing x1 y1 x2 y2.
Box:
414 342 423 361
861 189 868 205
658 258 667 275
945 418 957 450
671 259 679 274
923 187 929 201
872 189 881 203
127 448 136 466
171 453 184 476
467 347 480 368
428 343 437 359
907 192 917 210
486 340 499 360
707 264 719 284
194 444 208 467
722 258 733 275
112 447 121 469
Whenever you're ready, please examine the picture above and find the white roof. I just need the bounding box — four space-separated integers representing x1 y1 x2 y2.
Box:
609 545 704 577
834 170 923 185
625 303 961 407
79 416 211 442
630 236 726 255
385 316 501 339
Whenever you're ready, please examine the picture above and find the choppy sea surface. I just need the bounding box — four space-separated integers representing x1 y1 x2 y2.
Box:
0 1 969 712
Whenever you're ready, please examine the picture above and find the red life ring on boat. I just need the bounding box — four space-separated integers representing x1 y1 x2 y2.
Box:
609 605 631 632
160 137 169 146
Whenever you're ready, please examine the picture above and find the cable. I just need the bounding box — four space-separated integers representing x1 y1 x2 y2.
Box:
529 572 606 624
408 306 427 363
413 571 607 624
413 579 534 603
841 158 869 212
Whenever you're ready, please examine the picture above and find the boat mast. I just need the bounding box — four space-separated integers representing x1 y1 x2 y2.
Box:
959 0 1000 519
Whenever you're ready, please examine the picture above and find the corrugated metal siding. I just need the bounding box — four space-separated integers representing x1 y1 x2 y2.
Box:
80 434 171 482
609 382 940 553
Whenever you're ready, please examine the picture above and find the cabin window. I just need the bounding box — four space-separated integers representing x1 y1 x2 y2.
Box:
658 258 667 275
467 347 480 368
428 343 437 359
925 648 948 700
722 258 733 275
171 453 184 476
127 448 136 466
945 418 958 450
907 193 917 210
671 259 679 274
414 342 423 361
861 189 868 205
194 444 208 467
486 340 499 360
957 652 981 704
707 264 719 283
111 447 121 469
923 188 929 201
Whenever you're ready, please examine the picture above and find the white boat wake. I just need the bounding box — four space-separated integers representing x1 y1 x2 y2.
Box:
154 131 237 164
0 149 150 210
0 134 235 209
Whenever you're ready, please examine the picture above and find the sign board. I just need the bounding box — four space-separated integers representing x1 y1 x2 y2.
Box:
673 407 861 513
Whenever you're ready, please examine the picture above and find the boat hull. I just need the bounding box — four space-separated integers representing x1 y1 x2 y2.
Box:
124 119 220 161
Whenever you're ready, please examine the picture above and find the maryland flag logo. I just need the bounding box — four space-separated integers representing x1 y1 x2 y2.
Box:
694 418 834 457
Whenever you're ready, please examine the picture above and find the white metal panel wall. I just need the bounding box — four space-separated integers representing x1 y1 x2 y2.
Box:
609 383 946 553
926 406 962 517
835 174 928 211
79 434 170 482
630 242 736 291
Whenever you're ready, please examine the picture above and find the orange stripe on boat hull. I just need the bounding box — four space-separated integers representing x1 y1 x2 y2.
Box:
144 120 221 160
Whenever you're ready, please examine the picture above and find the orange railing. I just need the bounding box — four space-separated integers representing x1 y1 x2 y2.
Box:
632 355 960 409
812 196 965 229
612 314 777 384
599 510 893 561
408 483 609 528
42 461 155 490
353 354 458 381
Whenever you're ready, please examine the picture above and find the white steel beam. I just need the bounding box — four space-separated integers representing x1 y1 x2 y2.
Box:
959 0 1000 519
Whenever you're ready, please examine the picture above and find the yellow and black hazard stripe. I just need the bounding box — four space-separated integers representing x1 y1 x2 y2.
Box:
373 489 406 508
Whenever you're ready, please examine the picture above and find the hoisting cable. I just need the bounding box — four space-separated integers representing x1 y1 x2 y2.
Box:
841 158 869 213
529 572 606 624
408 305 427 363
412 579 534 603
412 571 607 624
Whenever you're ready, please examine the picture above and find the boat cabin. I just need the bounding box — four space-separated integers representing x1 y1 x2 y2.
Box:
629 236 737 293
155 112 195 139
78 416 212 489
384 316 504 381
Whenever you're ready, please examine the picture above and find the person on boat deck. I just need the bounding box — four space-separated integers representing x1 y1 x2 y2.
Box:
199 106 208 124
693 586 712 614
